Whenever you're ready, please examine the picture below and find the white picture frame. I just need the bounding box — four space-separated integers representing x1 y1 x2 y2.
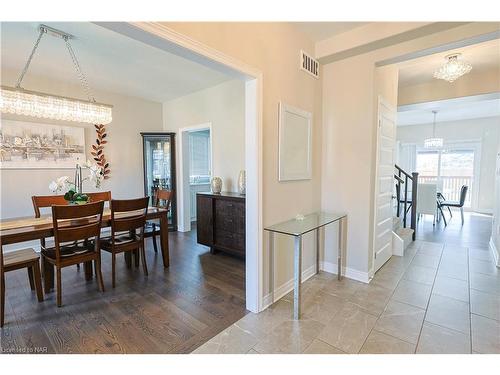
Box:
278 102 313 181
0 119 86 169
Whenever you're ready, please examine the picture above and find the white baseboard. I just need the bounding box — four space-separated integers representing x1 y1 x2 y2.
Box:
262 261 370 309
320 261 370 283
262 264 317 309
490 237 500 267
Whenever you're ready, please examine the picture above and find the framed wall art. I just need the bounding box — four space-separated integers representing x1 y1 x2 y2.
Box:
278 102 313 181
0 119 86 169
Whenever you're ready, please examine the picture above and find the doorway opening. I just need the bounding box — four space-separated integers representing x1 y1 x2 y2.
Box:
178 124 213 232
372 37 499 276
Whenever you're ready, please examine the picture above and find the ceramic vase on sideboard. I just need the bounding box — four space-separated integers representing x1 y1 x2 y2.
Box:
237 170 246 195
211 177 222 194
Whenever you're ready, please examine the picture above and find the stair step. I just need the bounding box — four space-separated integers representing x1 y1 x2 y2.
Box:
392 228 414 257
395 227 414 239
392 217 402 231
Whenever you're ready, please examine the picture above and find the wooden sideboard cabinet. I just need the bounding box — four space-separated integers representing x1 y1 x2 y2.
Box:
196 192 246 257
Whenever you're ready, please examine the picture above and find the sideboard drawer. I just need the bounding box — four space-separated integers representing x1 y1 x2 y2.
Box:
197 192 246 257
214 229 245 255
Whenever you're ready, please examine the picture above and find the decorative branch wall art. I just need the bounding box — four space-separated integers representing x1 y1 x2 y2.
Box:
91 124 110 179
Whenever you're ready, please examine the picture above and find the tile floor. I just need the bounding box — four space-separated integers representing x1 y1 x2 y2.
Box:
193 239 500 354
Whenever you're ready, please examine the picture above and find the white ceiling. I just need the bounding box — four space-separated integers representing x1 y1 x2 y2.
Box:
397 95 500 126
398 39 500 87
292 22 369 42
0 22 232 102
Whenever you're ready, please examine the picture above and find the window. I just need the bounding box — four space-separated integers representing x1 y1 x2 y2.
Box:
416 145 476 207
188 129 211 184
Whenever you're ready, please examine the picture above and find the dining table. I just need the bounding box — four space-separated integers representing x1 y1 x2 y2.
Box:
0 207 171 287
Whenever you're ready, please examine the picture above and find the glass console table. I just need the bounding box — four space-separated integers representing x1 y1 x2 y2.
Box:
264 212 347 320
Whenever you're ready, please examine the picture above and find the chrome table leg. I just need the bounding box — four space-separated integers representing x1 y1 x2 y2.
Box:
293 235 302 320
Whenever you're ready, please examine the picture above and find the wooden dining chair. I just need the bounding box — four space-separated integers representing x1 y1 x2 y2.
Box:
42 201 105 307
100 197 149 288
1 248 44 327
148 189 172 253
86 191 112 204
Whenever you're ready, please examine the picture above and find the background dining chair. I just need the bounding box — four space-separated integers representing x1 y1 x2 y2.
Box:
1 247 44 327
42 201 105 307
416 183 438 225
100 197 149 288
86 191 112 205
438 185 469 226
145 189 172 253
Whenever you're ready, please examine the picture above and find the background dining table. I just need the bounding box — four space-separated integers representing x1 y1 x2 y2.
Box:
0 206 171 283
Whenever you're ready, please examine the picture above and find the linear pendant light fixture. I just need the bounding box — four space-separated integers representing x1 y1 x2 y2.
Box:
424 110 443 149
0 24 112 125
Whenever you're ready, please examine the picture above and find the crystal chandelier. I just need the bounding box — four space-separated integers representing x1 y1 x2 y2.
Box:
433 53 472 83
424 110 443 149
0 25 112 124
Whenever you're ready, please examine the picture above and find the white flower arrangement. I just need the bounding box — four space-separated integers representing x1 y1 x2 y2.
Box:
49 160 104 203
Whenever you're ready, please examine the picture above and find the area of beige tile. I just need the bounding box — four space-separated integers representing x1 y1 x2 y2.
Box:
403 264 437 285
441 247 468 265
471 314 500 354
359 330 415 354
391 279 432 309
317 302 378 354
432 275 469 302
468 248 493 262
411 253 441 269
425 294 470 334
416 322 471 354
371 267 405 290
321 277 362 300
347 283 393 316
192 236 496 355
234 299 293 340
192 324 258 354
253 319 325 354
302 338 345 354
470 289 500 321
373 300 425 344
470 259 499 277
417 242 443 257
437 260 469 281
301 291 346 324
470 273 500 296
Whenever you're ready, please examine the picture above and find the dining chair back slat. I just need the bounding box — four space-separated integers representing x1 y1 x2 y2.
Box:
55 223 102 243
52 201 105 257
32 195 68 218
87 191 112 204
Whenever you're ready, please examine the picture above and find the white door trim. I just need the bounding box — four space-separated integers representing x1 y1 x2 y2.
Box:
372 95 397 276
120 22 264 314
177 123 213 233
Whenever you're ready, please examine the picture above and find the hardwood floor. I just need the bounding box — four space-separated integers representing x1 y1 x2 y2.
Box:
0 229 247 354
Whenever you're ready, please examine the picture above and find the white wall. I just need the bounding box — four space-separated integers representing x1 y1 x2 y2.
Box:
398 68 500 105
396 117 500 213
321 23 499 280
162 79 245 192
492 136 500 266
0 69 164 220
161 22 323 302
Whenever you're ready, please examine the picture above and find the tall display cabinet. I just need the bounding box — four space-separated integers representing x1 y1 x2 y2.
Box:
141 132 177 231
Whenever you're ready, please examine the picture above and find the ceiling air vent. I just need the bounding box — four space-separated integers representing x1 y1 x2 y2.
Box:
300 50 319 79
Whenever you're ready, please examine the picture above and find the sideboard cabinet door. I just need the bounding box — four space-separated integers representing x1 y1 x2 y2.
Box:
196 195 213 246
